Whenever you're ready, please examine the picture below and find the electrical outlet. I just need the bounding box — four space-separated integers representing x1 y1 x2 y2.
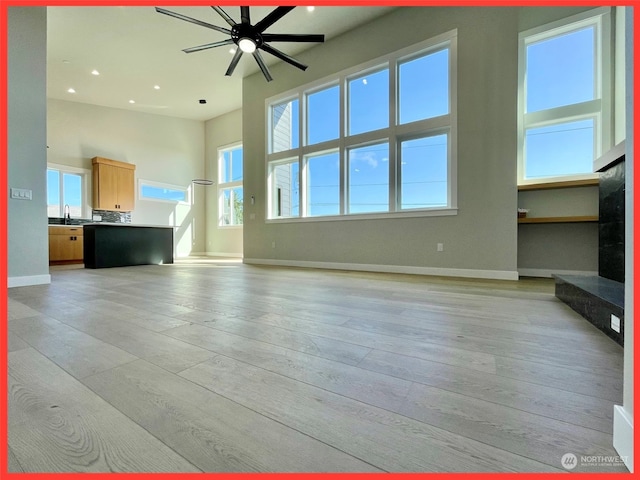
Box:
271 241 276 249
611 314 621 333
249 213 256 220
437 243 444 252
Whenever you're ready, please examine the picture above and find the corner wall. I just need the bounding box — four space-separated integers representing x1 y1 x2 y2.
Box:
47 99 206 257
204 109 243 257
242 7 521 279
8 7 50 287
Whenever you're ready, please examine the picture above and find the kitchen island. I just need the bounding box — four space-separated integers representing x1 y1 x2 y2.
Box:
83 223 174 269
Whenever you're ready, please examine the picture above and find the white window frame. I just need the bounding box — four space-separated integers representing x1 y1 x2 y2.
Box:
517 7 612 186
218 142 244 228
46 162 91 218
138 179 190 204
265 30 458 223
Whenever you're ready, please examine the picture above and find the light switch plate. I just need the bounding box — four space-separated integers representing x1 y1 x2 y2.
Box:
10 187 32 200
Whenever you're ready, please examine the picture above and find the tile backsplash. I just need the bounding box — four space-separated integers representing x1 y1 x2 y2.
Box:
92 209 132 223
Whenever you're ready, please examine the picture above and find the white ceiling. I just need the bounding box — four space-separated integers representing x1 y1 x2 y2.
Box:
47 6 395 121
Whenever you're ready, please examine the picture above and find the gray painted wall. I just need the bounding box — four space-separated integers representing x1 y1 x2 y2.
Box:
242 7 523 278
47 99 206 257
204 109 243 256
8 7 50 286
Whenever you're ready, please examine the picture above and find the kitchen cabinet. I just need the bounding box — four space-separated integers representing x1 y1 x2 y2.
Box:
92 156 136 211
49 226 84 264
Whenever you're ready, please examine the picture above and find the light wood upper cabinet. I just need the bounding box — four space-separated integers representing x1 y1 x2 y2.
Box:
92 157 136 211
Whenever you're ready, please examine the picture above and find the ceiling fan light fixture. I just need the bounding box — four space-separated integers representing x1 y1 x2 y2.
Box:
238 37 256 53
156 6 325 82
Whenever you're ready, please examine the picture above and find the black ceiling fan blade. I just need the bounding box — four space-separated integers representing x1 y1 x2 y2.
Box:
225 48 244 77
254 6 295 33
183 39 234 54
252 50 273 82
155 7 231 35
240 6 251 25
262 33 325 43
211 6 236 27
260 43 308 71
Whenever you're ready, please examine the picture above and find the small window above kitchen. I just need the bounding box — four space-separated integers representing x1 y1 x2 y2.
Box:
47 163 91 219
138 179 189 204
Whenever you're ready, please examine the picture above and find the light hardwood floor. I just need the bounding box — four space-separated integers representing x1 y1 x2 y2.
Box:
7 259 626 473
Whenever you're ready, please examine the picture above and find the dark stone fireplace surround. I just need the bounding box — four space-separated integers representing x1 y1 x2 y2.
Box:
554 141 626 347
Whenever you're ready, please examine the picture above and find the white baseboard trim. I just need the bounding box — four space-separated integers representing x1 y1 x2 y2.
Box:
243 258 519 281
518 268 598 278
205 252 244 259
8 274 52 288
613 405 634 472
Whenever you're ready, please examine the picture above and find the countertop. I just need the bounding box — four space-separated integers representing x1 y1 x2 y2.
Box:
83 223 175 229
49 223 175 229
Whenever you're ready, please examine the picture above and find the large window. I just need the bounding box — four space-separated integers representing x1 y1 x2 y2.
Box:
518 8 611 184
267 31 457 221
218 144 243 226
47 164 89 218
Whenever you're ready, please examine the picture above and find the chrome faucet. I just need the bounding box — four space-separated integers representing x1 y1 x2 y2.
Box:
64 204 71 224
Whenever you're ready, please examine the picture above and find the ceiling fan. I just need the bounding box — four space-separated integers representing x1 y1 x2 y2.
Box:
155 6 325 82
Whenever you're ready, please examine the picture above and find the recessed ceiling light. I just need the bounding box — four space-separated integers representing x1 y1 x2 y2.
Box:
307 6 315 12
129 100 135 104
62 60 70 64
229 48 237 54
67 88 76 93
91 69 100 76
154 85 160 90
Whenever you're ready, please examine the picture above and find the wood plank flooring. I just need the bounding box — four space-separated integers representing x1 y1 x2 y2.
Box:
6 258 627 473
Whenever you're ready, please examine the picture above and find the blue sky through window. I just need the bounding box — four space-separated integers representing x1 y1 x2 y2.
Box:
349 69 389 136
307 86 339 145
401 135 448 209
524 22 599 179
307 151 340 216
526 26 595 113
47 169 83 217
399 49 449 124
141 185 187 202
525 119 594 178
348 143 389 214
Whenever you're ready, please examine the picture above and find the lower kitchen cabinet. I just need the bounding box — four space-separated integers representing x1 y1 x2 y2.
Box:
49 226 84 264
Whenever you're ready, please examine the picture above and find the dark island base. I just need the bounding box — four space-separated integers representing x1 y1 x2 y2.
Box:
554 274 624 346
84 224 174 269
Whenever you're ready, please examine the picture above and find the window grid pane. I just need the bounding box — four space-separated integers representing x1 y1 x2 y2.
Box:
399 49 449 124
400 134 448 209
231 148 243 182
526 26 595 113
221 189 231 225
348 143 389 214
232 187 243 225
307 86 340 146
348 69 389 136
525 119 595 179
306 151 340 217
272 161 300 218
47 169 61 217
271 99 299 153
